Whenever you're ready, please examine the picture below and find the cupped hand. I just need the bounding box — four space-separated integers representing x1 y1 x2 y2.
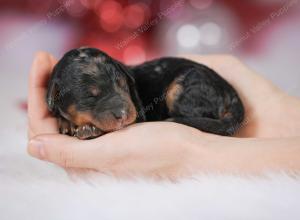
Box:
27 52 300 178
28 122 214 178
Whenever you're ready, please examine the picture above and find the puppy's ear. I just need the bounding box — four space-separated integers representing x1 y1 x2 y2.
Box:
46 79 59 113
113 60 146 121
114 60 135 85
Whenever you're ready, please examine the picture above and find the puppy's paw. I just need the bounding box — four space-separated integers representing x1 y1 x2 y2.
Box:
58 117 76 136
75 125 103 140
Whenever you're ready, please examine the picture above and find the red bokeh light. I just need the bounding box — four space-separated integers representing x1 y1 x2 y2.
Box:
123 4 146 29
98 0 123 32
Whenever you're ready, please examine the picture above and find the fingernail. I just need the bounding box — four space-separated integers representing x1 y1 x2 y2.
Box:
28 139 46 159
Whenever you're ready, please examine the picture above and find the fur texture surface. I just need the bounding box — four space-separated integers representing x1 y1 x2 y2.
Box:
1 119 300 220
47 48 244 139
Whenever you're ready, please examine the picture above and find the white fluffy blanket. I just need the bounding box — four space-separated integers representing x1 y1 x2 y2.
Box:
1 118 300 220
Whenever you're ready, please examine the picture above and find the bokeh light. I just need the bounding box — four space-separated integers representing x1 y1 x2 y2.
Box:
176 24 201 48
123 4 146 29
98 0 123 32
199 22 222 46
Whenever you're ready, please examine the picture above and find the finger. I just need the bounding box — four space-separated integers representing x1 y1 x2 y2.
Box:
27 134 107 169
28 51 57 121
28 52 58 138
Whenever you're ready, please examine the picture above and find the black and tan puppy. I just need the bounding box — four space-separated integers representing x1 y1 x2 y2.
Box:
46 47 244 139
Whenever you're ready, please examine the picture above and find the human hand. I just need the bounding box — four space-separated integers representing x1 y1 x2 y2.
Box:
27 53 300 178
183 55 300 138
27 120 300 177
28 122 217 178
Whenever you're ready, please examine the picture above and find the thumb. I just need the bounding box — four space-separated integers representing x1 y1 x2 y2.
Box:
27 134 101 169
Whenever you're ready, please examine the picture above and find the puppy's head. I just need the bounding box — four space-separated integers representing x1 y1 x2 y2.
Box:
47 47 137 132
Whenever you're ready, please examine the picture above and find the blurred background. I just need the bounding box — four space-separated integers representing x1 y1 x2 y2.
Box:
0 0 300 133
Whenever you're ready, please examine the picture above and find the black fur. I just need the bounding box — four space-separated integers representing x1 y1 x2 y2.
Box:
130 58 244 135
46 47 244 139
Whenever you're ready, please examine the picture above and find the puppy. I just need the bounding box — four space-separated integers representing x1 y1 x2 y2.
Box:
46 47 244 139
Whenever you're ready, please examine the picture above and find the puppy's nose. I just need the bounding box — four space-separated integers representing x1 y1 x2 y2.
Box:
112 109 127 120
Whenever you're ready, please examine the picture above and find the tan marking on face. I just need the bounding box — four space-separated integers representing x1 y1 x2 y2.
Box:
126 97 138 124
93 84 137 131
166 79 183 112
67 105 94 126
93 101 137 132
67 92 137 132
